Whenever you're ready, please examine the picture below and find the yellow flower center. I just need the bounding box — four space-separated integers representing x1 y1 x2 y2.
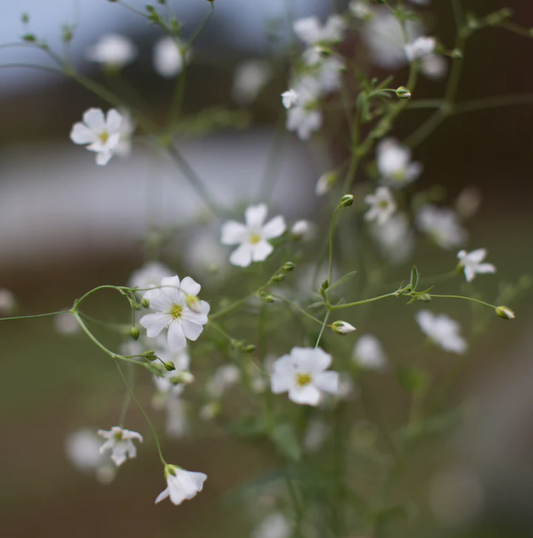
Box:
296 373 312 387
99 131 110 144
113 431 123 441
391 170 406 182
249 232 262 244
379 200 389 209
170 304 183 319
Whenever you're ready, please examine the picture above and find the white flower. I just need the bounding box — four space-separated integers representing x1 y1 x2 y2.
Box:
252 512 291 538
377 138 422 187
281 89 299 109
291 220 317 241
0 288 16 314
421 54 447 80
331 321 357 335
152 344 191 396
416 310 467 354
303 419 330 452
129 262 174 294
371 213 415 265
86 34 137 69
349 1 373 21
364 187 397 224
153 36 189 78
206 364 241 399
271 347 339 406
155 465 207 506
232 60 271 105
98 426 143 466
221 204 286 267
455 187 482 219
70 108 123 165
457 249 496 282
114 110 136 157
285 77 323 140
165 396 190 438
353 334 388 370
405 36 436 61
54 312 80 335
293 15 346 46
140 275 210 349
305 55 345 93
315 170 338 195
416 205 467 250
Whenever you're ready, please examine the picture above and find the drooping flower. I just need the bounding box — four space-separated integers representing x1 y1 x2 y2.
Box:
353 334 388 370
140 275 210 349
271 347 339 406
97 426 143 467
416 205 467 250
293 15 346 46
128 261 174 294
285 77 323 140
70 108 123 165
364 187 397 225
331 321 357 335
405 36 436 61
0 288 16 315
153 36 189 78
221 204 286 267
155 464 207 506
457 249 496 282
416 310 467 354
86 34 137 70
371 213 415 265
377 138 422 187
232 60 272 105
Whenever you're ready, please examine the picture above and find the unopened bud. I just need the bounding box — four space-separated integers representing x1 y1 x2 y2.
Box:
321 279 329 291
130 327 140 340
314 45 332 57
131 302 141 311
331 321 357 335
141 298 150 308
243 344 256 353
340 194 354 207
186 294 202 313
263 295 275 303
415 293 432 302
164 361 176 371
283 262 295 272
271 274 285 283
495 306 515 320
451 48 463 59
396 86 411 99
143 350 158 361
170 371 195 385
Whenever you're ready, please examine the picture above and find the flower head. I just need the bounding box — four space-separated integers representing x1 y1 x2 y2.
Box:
364 186 396 224
285 77 323 140
271 347 339 406
97 426 143 466
86 34 137 70
331 321 356 335
416 310 467 354
293 15 346 46
353 334 388 370
233 60 271 105
416 205 467 250
152 340 192 397
405 36 436 61
421 54 447 80
457 249 496 282
70 108 123 165
114 110 136 158
377 138 422 187
128 261 174 293
153 36 188 78
155 464 207 506
291 220 317 241
281 89 299 109
221 204 286 267
140 275 210 349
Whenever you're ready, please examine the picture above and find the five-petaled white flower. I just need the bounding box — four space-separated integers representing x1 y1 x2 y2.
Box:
405 36 436 61
285 77 323 140
86 34 137 70
155 464 207 506
353 334 388 370
377 138 422 187
364 187 397 224
271 347 339 406
140 275 210 349
416 205 467 250
457 249 496 282
281 89 299 109
70 108 123 165
416 310 467 354
153 36 188 78
293 15 346 46
98 426 143 466
221 204 286 267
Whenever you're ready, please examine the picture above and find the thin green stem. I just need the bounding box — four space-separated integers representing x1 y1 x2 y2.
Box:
428 294 496 310
188 3 215 47
118 363 135 427
328 205 343 289
330 292 396 310
0 310 70 322
315 311 330 348
271 295 324 325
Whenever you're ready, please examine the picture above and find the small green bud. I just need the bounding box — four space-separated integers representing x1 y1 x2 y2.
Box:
243 344 256 353
186 294 202 313
130 327 140 340
22 34 36 42
395 86 411 99
141 298 150 308
321 279 329 291
270 274 285 283
131 302 141 311
143 350 157 361
263 295 275 303
164 361 176 371
170 371 194 385
314 45 332 57
21 13 30 24
495 306 515 320
415 293 431 302
283 262 295 272
340 194 354 207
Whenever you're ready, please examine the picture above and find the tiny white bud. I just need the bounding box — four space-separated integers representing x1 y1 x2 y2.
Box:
396 86 411 99
331 321 357 335
185 294 202 314
495 306 515 320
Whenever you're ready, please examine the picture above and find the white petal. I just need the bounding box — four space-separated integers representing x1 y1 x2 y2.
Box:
96 150 113 166
83 108 106 131
464 266 476 282
262 216 286 239
143 288 174 311
180 276 201 296
314 371 339 394
293 347 332 373
289 385 321 406
229 244 253 267
140 312 171 338
221 220 248 245
70 123 97 145
106 109 123 133
475 263 496 275
293 17 322 45
181 320 204 342
245 204 268 229
155 487 170 504
251 241 273 262
167 321 186 349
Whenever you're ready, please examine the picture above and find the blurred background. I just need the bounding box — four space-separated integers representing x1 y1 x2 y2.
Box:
0 0 532 537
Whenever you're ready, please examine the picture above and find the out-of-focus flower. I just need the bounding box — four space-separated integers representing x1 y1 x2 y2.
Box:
364 187 397 225
315 170 338 196
97 426 143 466
165 396 190 438
455 187 482 219
457 249 496 282
377 138 422 188
70 108 123 166
140 275 210 349
114 110 136 157
353 334 388 370
153 36 188 78
152 344 191 397
349 1 373 21
421 54 447 80
155 464 207 506
271 347 339 406
54 312 80 335
221 204 286 267
405 36 436 61
371 213 415 265
293 15 346 46
307 55 345 94
86 34 137 70
416 310 467 354
303 419 330 452
416 205 467 250
0 288 16 315
129 261 174 293
206 364 241 399
285 77 323 140
232 60 271 105
252 512 291 538
281 89 299 109
291 220 317 241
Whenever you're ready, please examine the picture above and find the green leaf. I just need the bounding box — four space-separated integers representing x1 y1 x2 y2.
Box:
329 271 358 291
271 423 301 461
410 266 419 292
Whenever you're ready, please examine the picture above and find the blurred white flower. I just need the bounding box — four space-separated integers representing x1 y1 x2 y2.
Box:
206 364 241 399
184 229 227 277
371 213 415 265
70 108 123 166
416 310 467 354
405 36 436 61
377 138 422 188
293 15 346 46
221 204 286 267
155 465 207 506
232 60 271 105
98 426 143 467
310 56 345 94
152 343 191 397
271 347 339 406
129 261 174 293
455 187 482 219
349 1 373 21
364 187 397 225
315 170 337 196
140 275 210 349
303 419 330 452
286 77 323 140
252 512 291 538
421 54 447 80
281 89 299 109
153 36 188 78
114 110 136 157
457 249 496 282
86 34 137 69
416 205 467 250
0 288 16 315
291 220 317 241
165 396 190 438
353 334 388 370
54 312 80 335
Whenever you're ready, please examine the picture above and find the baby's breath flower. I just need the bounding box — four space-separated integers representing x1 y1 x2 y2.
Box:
155 464 207 506
271 347 339 406
206 364 241 399
291 220 317 241
86 34 137 70
331 321 356 335
153 36 189 78
0 288 16 315
281 89 299 109
457 249 496 282
377 138 422 187
417 205 467 250
364 187 397 225
421 54 447 80
221 204 286 267
353 335 388 370
349 1 373 21
285 76 323 140
129 261 174 293
405 36 437 61
97 426 143 467
252 512 291 538
416 310 467 354
495 306 515 320
233 60 271 105
315 170 338 196
293 15 346 46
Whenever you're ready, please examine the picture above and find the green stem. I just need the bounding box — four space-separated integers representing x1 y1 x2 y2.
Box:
118 362 135 427
330 292 397 310
428 294 496 310
315 311 330 348
0 310 70 322
271 295 324 325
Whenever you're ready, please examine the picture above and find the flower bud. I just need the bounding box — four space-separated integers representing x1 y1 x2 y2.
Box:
186 294 202 314
331 321 356 335
321 279 329 291
314 45 332 57
495 306 515 320
340 194 354 207
243 344 256 353
395 86 411 99
130 327 140 340
270 274 285 283
141 298 150 308
164 361 176 371
170 371 195 385
283 262 295 272
263 295 275 303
